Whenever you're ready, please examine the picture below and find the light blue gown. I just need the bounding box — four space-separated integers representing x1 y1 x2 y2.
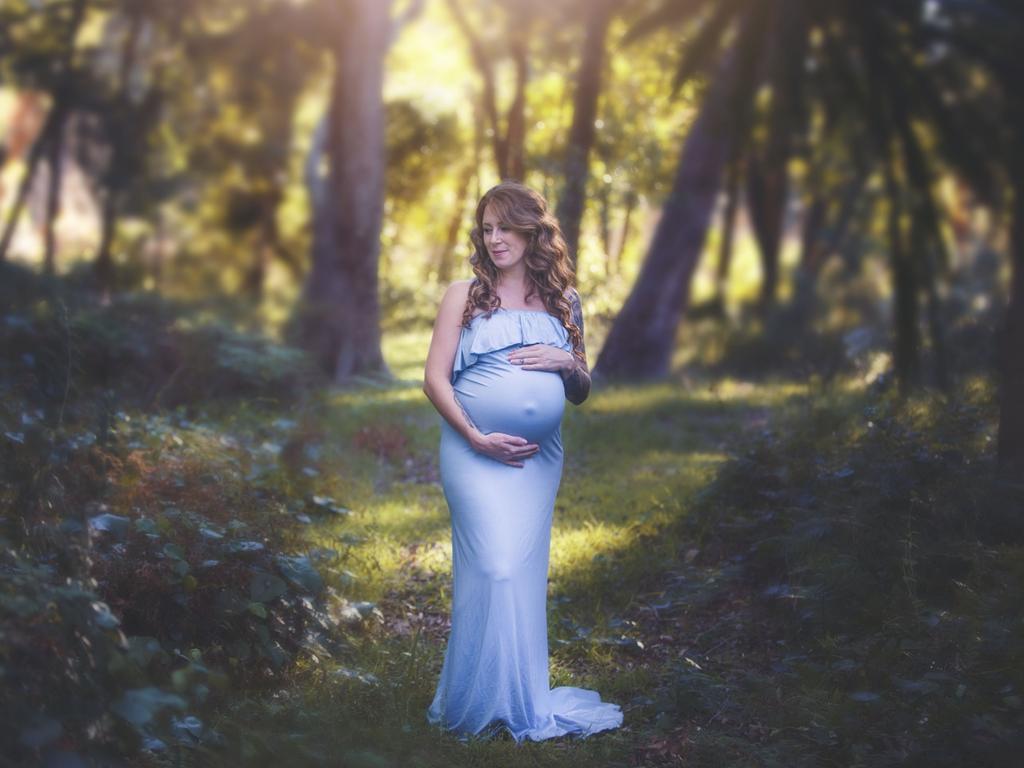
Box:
426 307 623 742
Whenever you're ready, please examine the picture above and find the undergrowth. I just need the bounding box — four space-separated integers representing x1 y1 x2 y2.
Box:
3 263 1019 767
661 380 1024 767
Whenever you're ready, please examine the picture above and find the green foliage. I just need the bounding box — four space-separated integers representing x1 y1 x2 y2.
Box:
677 382 1024 765
1 264 320 411
0 269 353 762
0 536 197 762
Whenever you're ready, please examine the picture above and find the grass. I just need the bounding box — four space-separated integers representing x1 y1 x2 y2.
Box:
115 325 1019 768
144 328 810 767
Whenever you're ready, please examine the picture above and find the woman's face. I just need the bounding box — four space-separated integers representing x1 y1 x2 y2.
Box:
482 203 529 272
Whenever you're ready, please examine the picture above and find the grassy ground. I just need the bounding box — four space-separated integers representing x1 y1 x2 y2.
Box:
140 329 816 767
4 269 1017 766
132 328 1020 768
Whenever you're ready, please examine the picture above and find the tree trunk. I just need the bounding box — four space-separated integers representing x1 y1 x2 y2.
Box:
94 188 118 297
789 188 826 324
749 0 806 310
445 0 532 181
0 112 56 262
746 152 786 311
883 154 920 393
434 162 475 284
555 0 614 270
917 213 949 391
43 117 67 276
598 184 611 262
611 188 636 276
445 0 507 178
505 37 529 181
297 0 390 381
998 180 1024 475
594 54 738 379
94 11 146 298
0 0 86 264
713 155 742 309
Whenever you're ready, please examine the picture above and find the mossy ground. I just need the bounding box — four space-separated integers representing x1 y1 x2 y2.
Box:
78 325 1015 768
136 329 816 767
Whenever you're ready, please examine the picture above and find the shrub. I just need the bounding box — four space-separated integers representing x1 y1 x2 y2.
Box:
679 383 1024 765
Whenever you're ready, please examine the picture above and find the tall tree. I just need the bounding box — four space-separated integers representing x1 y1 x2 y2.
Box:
597 0 998 389
555 0 617 271
445 0 532 180
596 24 764 377
0 0 89 265
596 4 767 378
295 0 424 381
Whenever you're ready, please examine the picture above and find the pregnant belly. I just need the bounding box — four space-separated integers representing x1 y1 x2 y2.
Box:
454 356 566 443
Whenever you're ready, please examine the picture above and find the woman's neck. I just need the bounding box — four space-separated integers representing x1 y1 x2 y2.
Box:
495 267 531 304
497 276 544 309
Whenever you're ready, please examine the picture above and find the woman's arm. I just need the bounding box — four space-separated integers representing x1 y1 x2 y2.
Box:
560 289 592 405
423 281 540 467
505 289 592 405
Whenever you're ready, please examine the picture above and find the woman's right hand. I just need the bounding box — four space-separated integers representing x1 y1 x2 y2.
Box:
471 431 540 467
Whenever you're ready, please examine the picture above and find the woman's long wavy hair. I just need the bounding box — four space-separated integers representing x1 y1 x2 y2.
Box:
461 181 583 353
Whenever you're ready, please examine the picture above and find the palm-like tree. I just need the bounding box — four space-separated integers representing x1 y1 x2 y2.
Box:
596 0 998 386
934 0 1024 473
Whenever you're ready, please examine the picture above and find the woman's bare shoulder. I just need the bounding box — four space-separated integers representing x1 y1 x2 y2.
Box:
440 280 471 313
443 279 473 300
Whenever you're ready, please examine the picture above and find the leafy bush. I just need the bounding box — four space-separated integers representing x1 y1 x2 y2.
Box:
0 264 387 764
679 383 1024 765
88 502 346 681
0 536 208 763
1 264 320 412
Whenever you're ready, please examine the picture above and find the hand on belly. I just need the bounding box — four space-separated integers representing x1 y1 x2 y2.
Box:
455 362 566 446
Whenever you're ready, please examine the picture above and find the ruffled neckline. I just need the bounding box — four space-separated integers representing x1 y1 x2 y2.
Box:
469 307 555 320
452 307 571 382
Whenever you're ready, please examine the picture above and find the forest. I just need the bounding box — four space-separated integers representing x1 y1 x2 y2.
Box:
1 0 1022 765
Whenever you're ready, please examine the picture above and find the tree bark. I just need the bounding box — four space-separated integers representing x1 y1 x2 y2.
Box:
997 179 1024 475
555 0 614 270
883 153 921 393
598 184 611 262
297 0 391 381
594 52 738 379
505 36 528 181
434 162 475 284
94 4 145 298
445 0 530 180
94 187 118 297
0 0 86 264
713 154 742 309
43 118 66 276
749 0 806 310
0 110 57 262
611 188 636 277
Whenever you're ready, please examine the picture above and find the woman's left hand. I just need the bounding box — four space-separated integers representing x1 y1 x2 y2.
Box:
507 344 574 372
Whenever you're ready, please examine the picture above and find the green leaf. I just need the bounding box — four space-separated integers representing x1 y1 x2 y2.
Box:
88 513 131 538
18 718 62 749
91 601 121 630
134 518 159 536
275 555 324 594
111 687 186 726
249 570 288 603
849 691 881 702
163 543 185 561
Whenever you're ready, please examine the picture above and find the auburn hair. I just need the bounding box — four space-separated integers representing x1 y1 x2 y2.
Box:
460 181 583 353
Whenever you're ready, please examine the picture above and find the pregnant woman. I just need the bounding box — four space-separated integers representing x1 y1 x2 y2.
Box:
422 181 623 741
